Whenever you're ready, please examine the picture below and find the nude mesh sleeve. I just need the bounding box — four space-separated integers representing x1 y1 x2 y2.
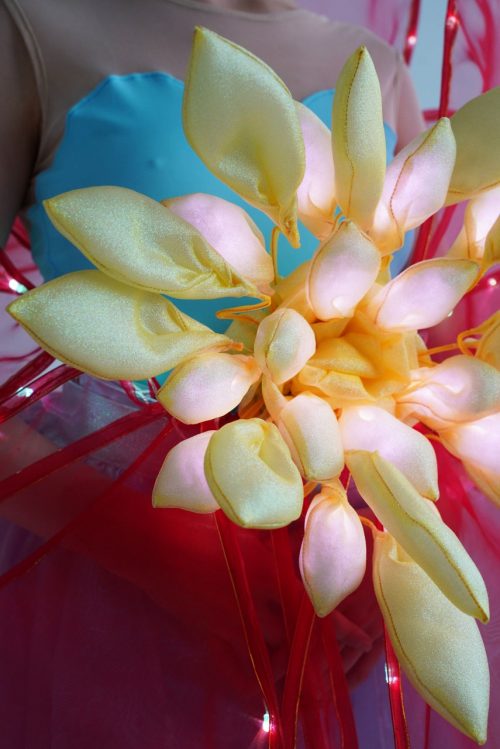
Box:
0 0 42 245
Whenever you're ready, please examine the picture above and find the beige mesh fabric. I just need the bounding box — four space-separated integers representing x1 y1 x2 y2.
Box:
0 0 423 245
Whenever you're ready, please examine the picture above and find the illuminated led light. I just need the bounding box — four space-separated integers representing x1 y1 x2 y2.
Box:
488 278 497 287
407 34 417 46
8 278 27 294
262 712 270 733
16 387 34 398
447 13 459 28
384 663 400 686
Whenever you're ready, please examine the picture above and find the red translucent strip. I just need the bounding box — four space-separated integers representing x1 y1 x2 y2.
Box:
0 401 165 501
215 511 284 749
281 593 316 749
320 619 359 749
0 350 55 404
411 0 460 264
10 217 30 249
271 527 328 749
0 249 35 292
403 0 421 64
384 630 410 749
0 416 171 591
438 1 460 120
0 363 80 424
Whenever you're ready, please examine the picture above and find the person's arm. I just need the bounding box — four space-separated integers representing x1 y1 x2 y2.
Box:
0 0 42 245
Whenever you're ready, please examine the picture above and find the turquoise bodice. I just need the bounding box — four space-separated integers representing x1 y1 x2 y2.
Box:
29 73 405 332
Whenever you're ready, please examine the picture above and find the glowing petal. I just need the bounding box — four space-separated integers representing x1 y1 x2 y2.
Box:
183 27 305 245
164 193 274 289
278 393 344 481
45 187 258 299
339 405 439 499
397 355 500 429
346 451 489 622
448 185 500 262
374 533 489 744
254 309 316 384
447 86 500 205
157 353 261 424
307 221 381 321
371 119 456 253
332 46 386 230
295 102 336 240
300 483 366 617
440 413 500 506
369 259 479 332
153 432 219 513
204 418 303 529
7 270 230 380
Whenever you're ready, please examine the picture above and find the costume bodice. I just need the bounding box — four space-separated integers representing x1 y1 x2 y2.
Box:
28 73 404 331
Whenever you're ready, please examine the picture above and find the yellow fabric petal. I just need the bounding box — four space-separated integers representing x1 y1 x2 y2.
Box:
277 393 344 481
447 86 500 205
397 355 500 430
371 119 456 254
153 432 219 513
156 353 261 424
448 185 500 263
261 375 289 421
295 101 336 240
368 259 479 332
373 533 489 744
164 193 274 291
339 405 439 499
253 308 316 384
311 337 378 379
273 260 316 322
7 270 231 380
346 451 489 622
440 413 500 506
332 46 386 230
183 27 305 246
204 418 303 529
307 221 381 321
293 364 372 407
300 484 366 617
44 187 259 300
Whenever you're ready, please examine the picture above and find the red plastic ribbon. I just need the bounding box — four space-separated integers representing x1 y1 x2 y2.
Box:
215 511 284 749
0 416 171 590
321 618 359 749
0 402 166 501
0 249 35 292
280 592 316 749
0 350 54 404
403 0 421 65
0 363 80 424
384 628 410 749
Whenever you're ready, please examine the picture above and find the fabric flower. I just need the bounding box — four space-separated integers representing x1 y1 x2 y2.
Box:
8 28 500 743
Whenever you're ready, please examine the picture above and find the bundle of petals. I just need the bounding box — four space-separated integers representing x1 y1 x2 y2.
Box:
8 28 500 744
